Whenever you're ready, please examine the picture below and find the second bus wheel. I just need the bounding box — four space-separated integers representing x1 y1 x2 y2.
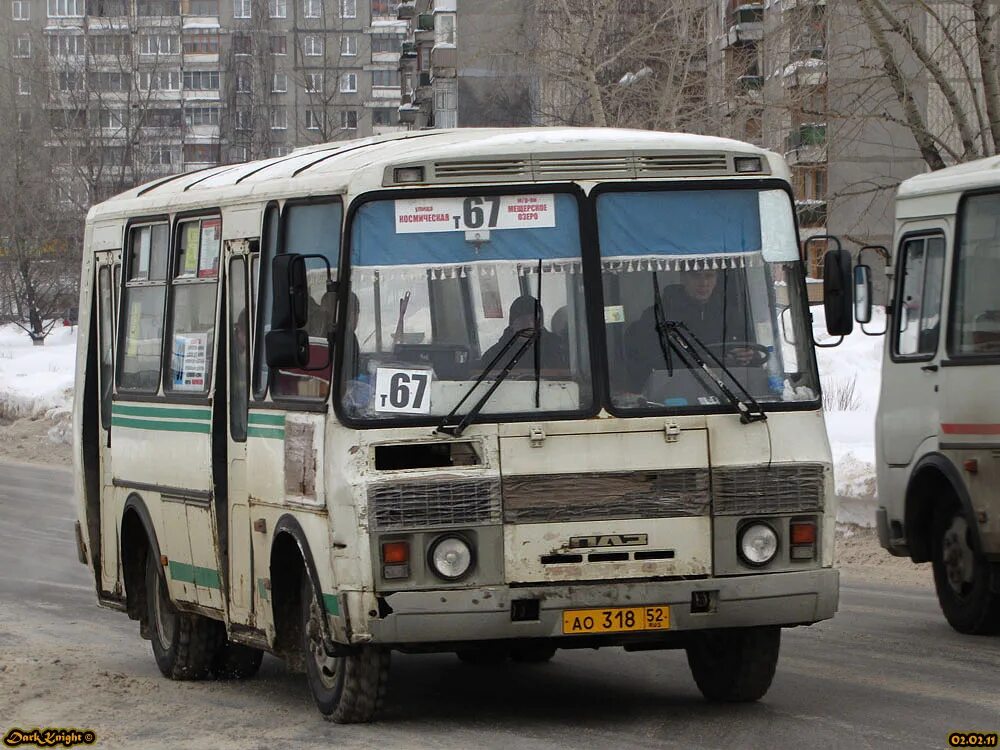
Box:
931 501 1000 635
300 577 390 722
686 626 780 702
144 553 219 680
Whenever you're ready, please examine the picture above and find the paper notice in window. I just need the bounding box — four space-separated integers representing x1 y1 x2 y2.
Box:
126 300 141 358
198 219 221 278
395 195 556 233
183 223 200 276
173 332 208 391
479 268 503 319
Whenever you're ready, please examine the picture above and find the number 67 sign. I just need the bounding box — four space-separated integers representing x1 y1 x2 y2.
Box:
374 367 433 414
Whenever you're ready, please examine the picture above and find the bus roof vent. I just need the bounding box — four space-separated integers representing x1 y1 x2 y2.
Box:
431 158 532 182
636 152 730 177
533 154 635 180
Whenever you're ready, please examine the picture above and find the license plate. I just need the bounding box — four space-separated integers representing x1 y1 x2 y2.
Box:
562 605 670 635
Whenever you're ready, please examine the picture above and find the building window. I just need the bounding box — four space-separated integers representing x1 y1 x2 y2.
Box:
340 109 357 129
233 108 251 130
371 34 399 54
148 145 179 166
235 72 251 92
270 35 286 54
272 72 287 92
341 35 356 56
339 72 357 92
138 70 181 90
185 106 220 126
184 143 221 163
90 35 130 56
340 0 354 17
13 35 31 58
370 0 396 16
233 0 250 17
303 35 324 56
232 145 250 162
269 0 285 16
17 76 30 95
303 0 320 17
139 34 179 55
305 109 322 130
12 0 29 19
49 34 85 57
435 13 455 45
270 107 287 130
372 69 399 87
56 71 82 91
183 30 220 54
182 0 219 13
98 109 125 129
271 144 291 157
48 0 84 16
17 112 31 131
304 72 323 92
232 32 252 55
136 0 180 15
90 71 128 91
372 107 396 126
183 69 220 90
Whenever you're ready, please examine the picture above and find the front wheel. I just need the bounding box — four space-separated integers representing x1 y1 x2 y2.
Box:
300 576 390 722
931 502 1000 635
686 626 780 702
145 553 218 680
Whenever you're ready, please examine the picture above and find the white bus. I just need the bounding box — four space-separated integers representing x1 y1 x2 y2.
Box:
73 127 838 722
852 156 1000 634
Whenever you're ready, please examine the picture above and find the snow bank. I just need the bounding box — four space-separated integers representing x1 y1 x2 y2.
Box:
812 307 885 526
0 324 78 428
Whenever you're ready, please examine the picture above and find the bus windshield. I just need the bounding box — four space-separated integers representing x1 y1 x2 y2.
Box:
597 188 819 413
340 192 594 421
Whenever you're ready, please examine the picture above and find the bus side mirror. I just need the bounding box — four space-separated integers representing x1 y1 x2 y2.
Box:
823 246 854 336
265 328 310 368
272 253 309 330
854 264 872 324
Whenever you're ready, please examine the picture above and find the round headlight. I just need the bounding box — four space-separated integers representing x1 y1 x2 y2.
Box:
429 536 474 580
739 523 779 566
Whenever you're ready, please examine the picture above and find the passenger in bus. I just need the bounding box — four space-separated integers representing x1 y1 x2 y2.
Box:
480 295 569 371
624 269 754 392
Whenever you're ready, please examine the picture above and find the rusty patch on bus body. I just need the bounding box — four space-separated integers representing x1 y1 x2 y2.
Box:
284 421 317 498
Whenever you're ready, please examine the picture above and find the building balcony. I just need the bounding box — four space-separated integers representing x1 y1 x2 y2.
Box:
783 0 826 9
401 40 417 57
737 74 763 93
795 199 827 227
417 12 433 30
785 123 827 165
722 4 763 47
417 70 432 87
783 58 826 88
396 0 415 19
398 102 420 124
430 43 456 73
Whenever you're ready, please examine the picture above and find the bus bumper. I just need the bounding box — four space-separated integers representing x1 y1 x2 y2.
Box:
366 567 839 645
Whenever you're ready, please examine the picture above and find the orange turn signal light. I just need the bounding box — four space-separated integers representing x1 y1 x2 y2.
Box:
790 522 816 545
382 541 409 565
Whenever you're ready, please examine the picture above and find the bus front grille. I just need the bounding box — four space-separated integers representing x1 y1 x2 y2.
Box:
369 478 502 531
502 469 710 523
712 463 826 515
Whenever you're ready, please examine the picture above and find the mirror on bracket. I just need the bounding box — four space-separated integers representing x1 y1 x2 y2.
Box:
266 253 310 369
854 264 872 324
808 235 853 337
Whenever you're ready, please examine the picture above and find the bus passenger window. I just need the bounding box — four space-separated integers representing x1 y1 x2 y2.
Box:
119 224 169 392
895 235 944 358
97 266 115 428
165 217 221 393
952 193 1000 355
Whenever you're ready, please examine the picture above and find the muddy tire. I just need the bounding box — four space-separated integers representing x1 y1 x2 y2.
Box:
145 553 218 680
686 626 780 702
300 576 389 723
511 644 556 663
931 502 1000 635
212 637 264 679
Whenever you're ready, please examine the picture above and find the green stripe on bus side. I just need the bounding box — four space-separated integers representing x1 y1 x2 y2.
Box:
168 561 221 589
247 426 285 440
112 403 211 420
248 413 286 426
111 416 211 434
322 594 341 616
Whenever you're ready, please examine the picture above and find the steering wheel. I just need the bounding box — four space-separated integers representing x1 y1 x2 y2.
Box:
704 342 770 368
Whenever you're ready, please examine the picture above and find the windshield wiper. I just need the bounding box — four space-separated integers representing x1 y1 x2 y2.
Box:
651 273 766 425
436 326 539 437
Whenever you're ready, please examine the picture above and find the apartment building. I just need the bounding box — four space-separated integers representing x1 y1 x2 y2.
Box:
395 0 456 128
3 0 406 204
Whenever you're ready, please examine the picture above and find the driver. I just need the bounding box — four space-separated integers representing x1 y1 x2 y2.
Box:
624 269 754 392
481 295 569 371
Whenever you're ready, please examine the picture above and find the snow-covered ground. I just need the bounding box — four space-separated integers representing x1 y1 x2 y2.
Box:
0 313 883 523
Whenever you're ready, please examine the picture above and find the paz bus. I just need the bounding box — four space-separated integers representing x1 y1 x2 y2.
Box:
73 127 838 721
846 156 1000 634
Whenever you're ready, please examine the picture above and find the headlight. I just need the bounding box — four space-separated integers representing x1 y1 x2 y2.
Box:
739 522 779 566
429 535 474 581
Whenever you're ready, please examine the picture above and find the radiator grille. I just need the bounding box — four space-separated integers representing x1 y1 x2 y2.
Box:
369 478 501 530
503 469 710 523
712 463 826 516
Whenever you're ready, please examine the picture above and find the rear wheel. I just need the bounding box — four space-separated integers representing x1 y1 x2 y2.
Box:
300 576 389 722
686 626 780 702
145 553 218 680
931 502 1000 635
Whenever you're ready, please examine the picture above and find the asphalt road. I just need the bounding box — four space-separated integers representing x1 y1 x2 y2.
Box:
1 459 999 750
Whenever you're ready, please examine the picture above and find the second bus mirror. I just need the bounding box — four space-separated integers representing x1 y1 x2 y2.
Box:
265 328 309 368
272 253 309 330
854 265 873 324
823 247 854 336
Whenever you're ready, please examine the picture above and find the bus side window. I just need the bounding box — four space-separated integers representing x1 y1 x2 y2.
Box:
894 235 944 358
165 217 222 394
97 266 115 429
229 257 249 441
119 224 169 393
253 205 279 400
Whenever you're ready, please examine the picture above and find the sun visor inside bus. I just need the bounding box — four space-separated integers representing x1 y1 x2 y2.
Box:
350 195 582 274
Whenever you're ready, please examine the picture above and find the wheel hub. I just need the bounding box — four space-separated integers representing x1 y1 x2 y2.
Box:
153 570 177 651
307 597 339 689
942 515 975 597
